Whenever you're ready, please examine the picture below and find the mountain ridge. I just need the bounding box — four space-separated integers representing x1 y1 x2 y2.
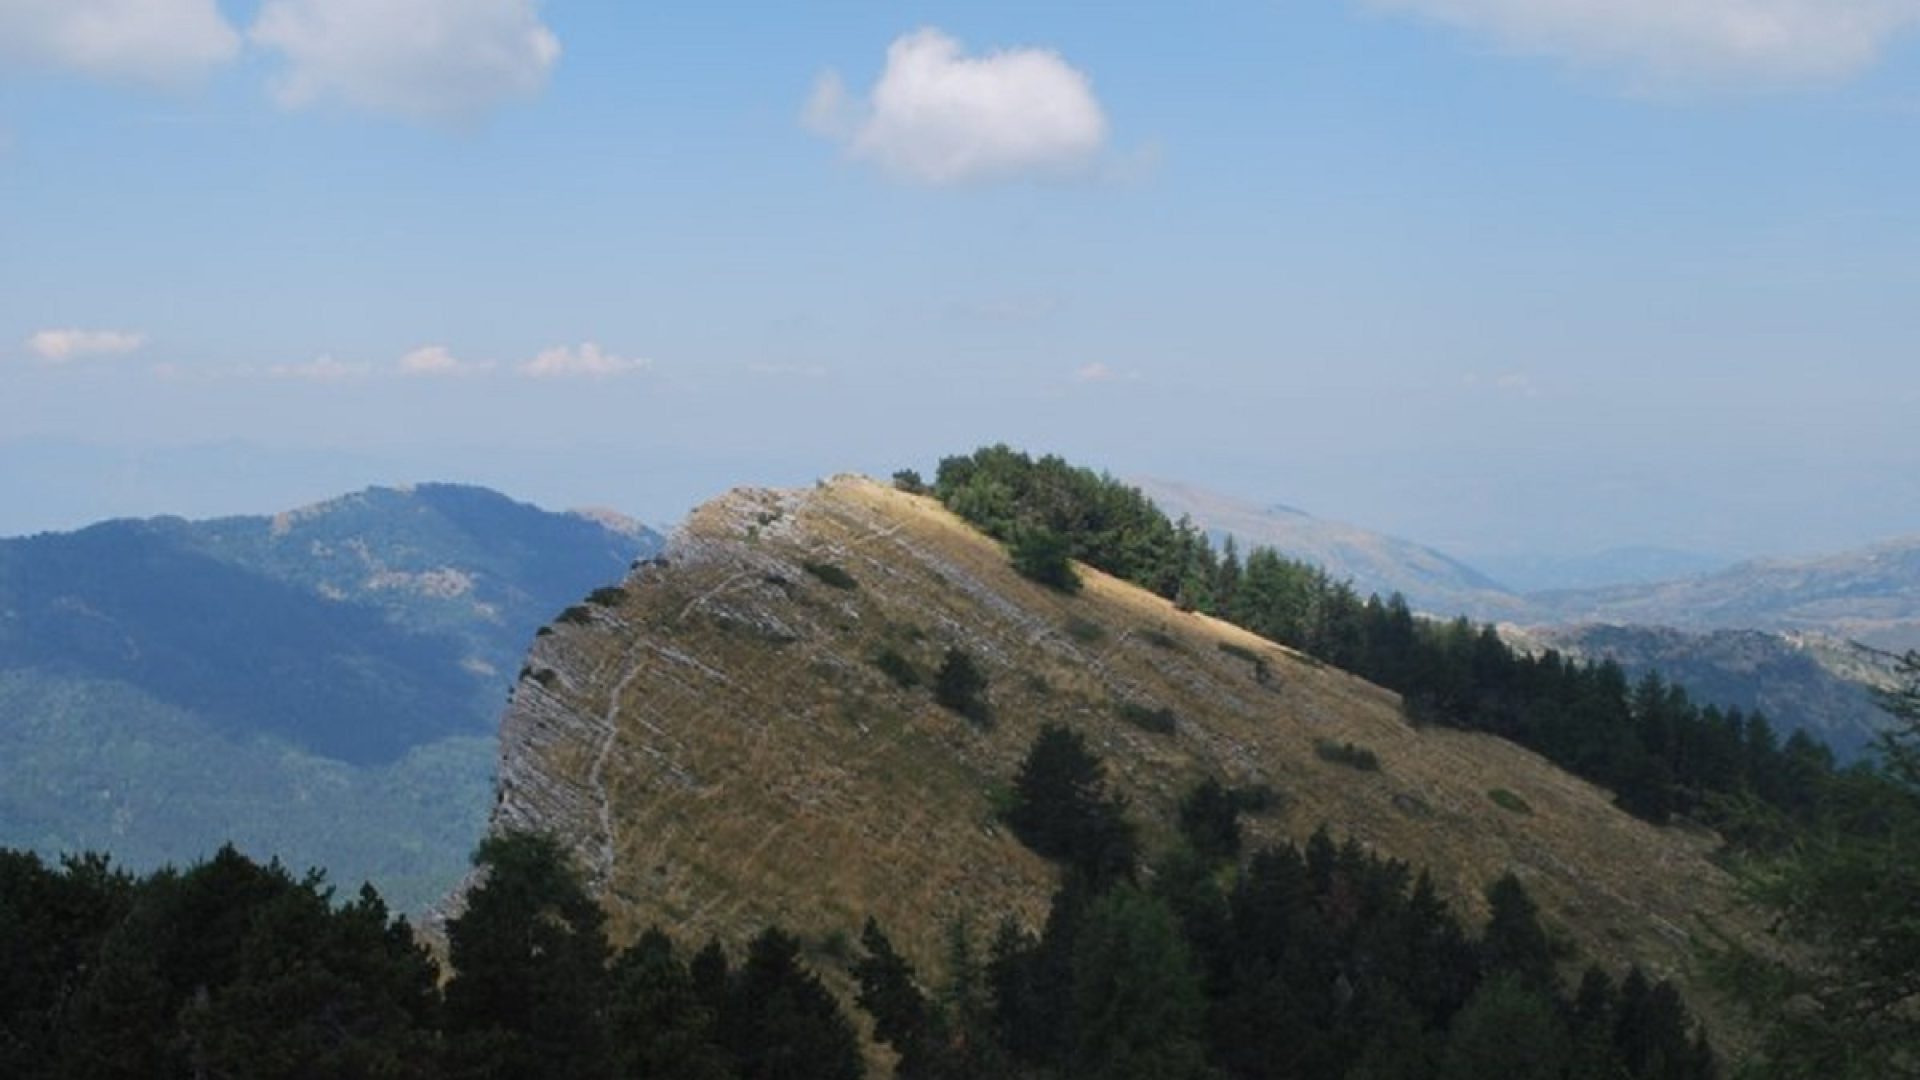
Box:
0 482 661 911
486 474 1755 1037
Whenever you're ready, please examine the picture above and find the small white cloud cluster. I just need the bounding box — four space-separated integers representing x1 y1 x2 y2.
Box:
0 0 238 85
268 355 370 381
1370 0 1920 84
0 0 560 119
25 327 146 362
396 342 650 380
520 342 649 379
806 28 1109 185
251 0 560 121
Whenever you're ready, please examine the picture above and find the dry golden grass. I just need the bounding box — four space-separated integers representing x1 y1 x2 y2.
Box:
492 475 1757 1047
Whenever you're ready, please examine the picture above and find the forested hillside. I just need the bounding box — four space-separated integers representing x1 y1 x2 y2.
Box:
0 485 660 911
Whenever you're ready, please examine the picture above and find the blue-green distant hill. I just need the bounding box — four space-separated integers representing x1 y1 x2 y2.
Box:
0 484 661 911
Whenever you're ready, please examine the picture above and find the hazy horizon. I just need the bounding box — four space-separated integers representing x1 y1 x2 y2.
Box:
5 2 1917 565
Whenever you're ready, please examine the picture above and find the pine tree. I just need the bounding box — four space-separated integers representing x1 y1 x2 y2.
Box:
1004 724 1137 888
1480 873 1557 993
1068 888 1210 1080
719 927 863 1080
1177 777 1243 865
442 831 611 1080
606 928 729 1080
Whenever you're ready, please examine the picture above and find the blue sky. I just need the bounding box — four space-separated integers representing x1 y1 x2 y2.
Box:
3 1 1918 564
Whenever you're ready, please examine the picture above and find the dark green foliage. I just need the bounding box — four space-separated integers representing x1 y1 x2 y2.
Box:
1009 525 1082 593
925 445 1843 835
1488 788 1534 815
801 561 859 591
1069 888 1211 1080
0 850 136 1077
1178 777 1243 864
607 929 730 1080
719 928 864 1080
1116 700 1178 735
443 831 612 1079
556 604 595 626
891 469 927 495
2 844 440 1080
1441 975 1569 1080
587 585 628 606
853 920 940 1078
1315 739 1382 771
1231 782 1283 815
2 837 892 1080
871 647 921 689
933 647 991 725
1714 649 1920 1078
1481 873 1559 994
1003 725 1139 888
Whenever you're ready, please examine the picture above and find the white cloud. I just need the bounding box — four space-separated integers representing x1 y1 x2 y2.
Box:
251 0 560 120
806 28 1109 184
0 0 239 85
520 342 649 379
398 343 478 376
1369 0 1920 84
26 328 146 362
1073 362 1141 384
268 355 372 381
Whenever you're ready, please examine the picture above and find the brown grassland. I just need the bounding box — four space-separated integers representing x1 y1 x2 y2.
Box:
489 475 1758 1046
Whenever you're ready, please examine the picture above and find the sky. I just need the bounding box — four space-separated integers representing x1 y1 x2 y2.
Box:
2 0 1918 565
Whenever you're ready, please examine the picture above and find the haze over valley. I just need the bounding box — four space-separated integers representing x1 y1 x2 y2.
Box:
3 1 1918 1076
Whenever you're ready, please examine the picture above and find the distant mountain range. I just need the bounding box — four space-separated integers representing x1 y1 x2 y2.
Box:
1464 547 1733 595
1136 479 1917 757
1530 538 1920 651
1134 479 1530 622
0 484 660 911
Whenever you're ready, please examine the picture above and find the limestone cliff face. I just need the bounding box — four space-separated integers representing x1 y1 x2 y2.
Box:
488 476 1745 1006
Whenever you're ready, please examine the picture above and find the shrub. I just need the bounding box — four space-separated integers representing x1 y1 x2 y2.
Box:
587 585 628 606
1009 526 1080 593
891 469 927 494
1232 783 1283 815
934 648 990 726
801 561 858 590
1117 702 1178 736
872 647 921 690
556 605 594 626
1314 739 1381 772
1179 778 1243 863
1488 788 1533 815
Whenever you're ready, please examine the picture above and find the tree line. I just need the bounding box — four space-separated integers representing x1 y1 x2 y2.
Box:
0 834 863 1080
854 721 1718 1080
924 445 1838 830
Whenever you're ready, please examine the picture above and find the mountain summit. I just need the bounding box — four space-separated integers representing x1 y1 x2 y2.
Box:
488 475 1746 1024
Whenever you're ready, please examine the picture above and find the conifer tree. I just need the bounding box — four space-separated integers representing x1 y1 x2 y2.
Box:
442 831 611 1080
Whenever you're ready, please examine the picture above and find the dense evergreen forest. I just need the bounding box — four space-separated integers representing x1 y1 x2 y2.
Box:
0 834 864 1080
0 730 1723 1080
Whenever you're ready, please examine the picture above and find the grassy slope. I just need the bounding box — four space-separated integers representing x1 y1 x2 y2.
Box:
496 476 1754 1039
